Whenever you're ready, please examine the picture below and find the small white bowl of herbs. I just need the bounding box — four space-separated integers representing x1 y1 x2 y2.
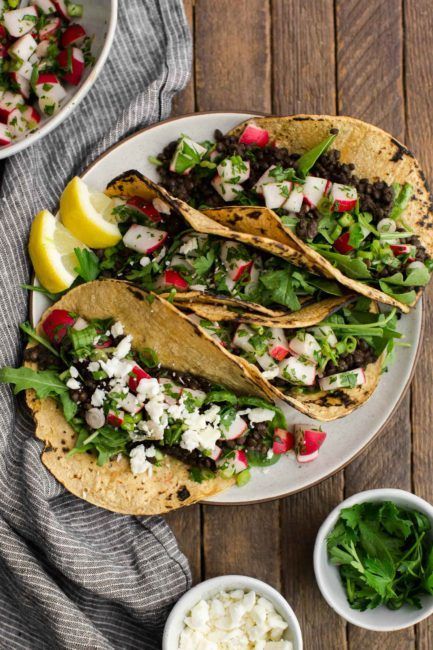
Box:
314 488 433 631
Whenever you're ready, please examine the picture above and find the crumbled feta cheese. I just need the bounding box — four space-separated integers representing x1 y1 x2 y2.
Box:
179 237 198 255
114 335 132 359
129 444 155 476
88 361 100 372
246 408 275 424
66 378 80 390
189 284 207 291
91 388 106 407
137 377 161 399
72 317 88 331
139 256 151 267
69 366 78 378
120 392 142 414
179 590 292 649
111 321 124 337
137 420 165 440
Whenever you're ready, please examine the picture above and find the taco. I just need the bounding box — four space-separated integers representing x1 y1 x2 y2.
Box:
97 170 348 322
183 297 400 422
152 116 433 313
0 280 325 514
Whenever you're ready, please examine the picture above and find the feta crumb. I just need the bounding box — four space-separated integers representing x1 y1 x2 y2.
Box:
66 378 80 390
69 366 78 378
114 335 132 359
179 237 198 255
91 388 106 407
111 321 124 337
129 444 155 476
139 256 151 267
88 361 100 372
246 408 275 423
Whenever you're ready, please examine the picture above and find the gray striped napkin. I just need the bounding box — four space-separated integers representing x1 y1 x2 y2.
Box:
0 1 192 647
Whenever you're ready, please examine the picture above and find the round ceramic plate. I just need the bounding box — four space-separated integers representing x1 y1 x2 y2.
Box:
31 112 423 505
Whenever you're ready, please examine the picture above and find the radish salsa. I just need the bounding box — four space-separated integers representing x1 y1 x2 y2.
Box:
0 312 328 484
152 126 432 306
0 1 94 147
187 297 400 394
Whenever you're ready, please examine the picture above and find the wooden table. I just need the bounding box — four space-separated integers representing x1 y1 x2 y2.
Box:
165 1 433 648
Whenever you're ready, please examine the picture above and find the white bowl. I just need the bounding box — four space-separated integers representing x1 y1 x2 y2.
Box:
163 575 303 649
0 0 117 159
314 488 433 631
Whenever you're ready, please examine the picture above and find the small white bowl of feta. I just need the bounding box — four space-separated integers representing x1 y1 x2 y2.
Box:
162 574 302 650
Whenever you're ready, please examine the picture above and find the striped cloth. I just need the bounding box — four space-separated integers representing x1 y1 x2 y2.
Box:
0 2 192 648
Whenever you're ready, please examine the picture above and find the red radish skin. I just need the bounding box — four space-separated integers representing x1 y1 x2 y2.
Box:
61 24 86 48
239 124 269 147
0 124 12 146
330 183 358 212
333 232 353 254
128 366 151 392
303 176 331 208
269 328 289 361
0 44 8 59
0 91 24 122
303 429 327 450
57 47 84 85
390 244 414 256
7 106 41 137
126 197 162 222
53 0 70 20
221 449 249 474
272 428 295 454
42 309 75 344
107 411 124 427
163 270 189 290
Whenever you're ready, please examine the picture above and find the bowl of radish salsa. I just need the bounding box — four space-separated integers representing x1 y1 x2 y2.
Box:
0 0 117 157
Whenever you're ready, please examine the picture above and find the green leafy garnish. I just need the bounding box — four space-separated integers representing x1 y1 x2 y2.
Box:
74 248 100 282
296 133 337 178
189 467 216 483
19 321 59 357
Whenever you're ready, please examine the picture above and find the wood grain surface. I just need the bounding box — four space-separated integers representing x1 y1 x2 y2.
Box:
167 1 433 649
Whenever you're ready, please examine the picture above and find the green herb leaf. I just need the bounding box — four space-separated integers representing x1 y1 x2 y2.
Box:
296 133 337 178
0 366 67 399
74 248 100 282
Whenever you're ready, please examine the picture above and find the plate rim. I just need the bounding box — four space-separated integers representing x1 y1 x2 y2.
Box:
30 110 425 505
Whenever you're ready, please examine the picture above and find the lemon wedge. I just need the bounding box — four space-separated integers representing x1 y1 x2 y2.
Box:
59 176 122 248
29 209 89 293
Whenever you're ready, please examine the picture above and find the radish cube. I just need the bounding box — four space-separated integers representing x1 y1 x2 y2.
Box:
120 393 142 414
31 0 57 14
256 351 278 372
72 317 88 331
220 241 253 281
217 156 250 183
7 106 40 137
158 378 183 405
10 72 31 99
3 6 38 38
158 269 188 290
295 425 326 463
279 356 316 386
107 410 124 427
211 175 243 202
61 23 87 47
53 0 70 20
0 91 24 122
42 309 75 344
220 413 248 440
272 428 295 454
310 325 338 348
220 449 249 474
8 34 37 62
14 60 34 82
232 324 255 353
289 332 321 362
390 244 415 256
330 183 358 212
0 123 13 146
239 123 269 147
38 16 61 40
123 224 168 255
35 40 51 59
263 181 292 209
283 183 304 213
253 165 277 195
126 196 163 222
57 47 84 85
243 260 261 296
268 328 290 361
303 176 331 208
128 365 151 392
319 367 365 391
209 446 222 461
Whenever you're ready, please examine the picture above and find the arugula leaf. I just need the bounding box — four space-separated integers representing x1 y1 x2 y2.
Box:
389 183 412 221
59 392 78 421
0 366 67 399
189 467 216 483
260 270 301 311
74 248 100 282
21 283 61 302
246 450 280 467
381 266 430 288
204 389 238 405
317 249 372 279
296 133 337 178
20 321 59 358
378 282 417 306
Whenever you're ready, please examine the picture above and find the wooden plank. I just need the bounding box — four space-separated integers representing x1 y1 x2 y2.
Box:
165 506 202 585
336 2 414 648
281 476 347 650
272 0 336 115
405 1 433 648
194 0 271 113
272 3 345 649
172 0 195 116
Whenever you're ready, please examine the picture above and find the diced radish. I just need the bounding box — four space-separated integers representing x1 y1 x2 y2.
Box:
0 44 8 59
10 72 31 99
220 449 249 474
330 183 358 212
217 157 250 183
36 73 66 115
3 6 38 38
188 314 225 346
239 123 269 147
232 324 255 353
220 413 248 440
72 317 88 331
220 241 253 281
182 388 206 406
333 232 353 254
297 449 319 463
310 325 338 348
272 428 295 454
57 47 84 85
377 218 396 233
253 165 277 195
170 136 207 174
161 269 189 290
0 124 12 146
263 181 292 209
256 351 279 372
407 261 426 271
295 425 326 463
35 40 51 59
7 105 40 137
288 332 321 362
224 273 236 293
158 377 183 405
94 337 112 349
126 197 162 222
243 260 261 296
123 224 168 255
35 73 60 95
319 367 365 391
120 393 142 414
0 26 7 42
14 60 34 82
279 356 316 386
53 0 70 20
269 328 290 361
107 410 124 427
8 34 37 62
209 446 222 461
303 176 331 208
283 183 304 213
61 23 86 47
128 365 151 392
303 428 327 449
38 16 61 40
0 91 24 122
211 175 243 202
31 0 57 14
390 244 415 256
42 309 75 344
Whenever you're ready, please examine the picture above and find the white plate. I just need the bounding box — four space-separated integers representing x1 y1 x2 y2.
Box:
30 112 423 505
